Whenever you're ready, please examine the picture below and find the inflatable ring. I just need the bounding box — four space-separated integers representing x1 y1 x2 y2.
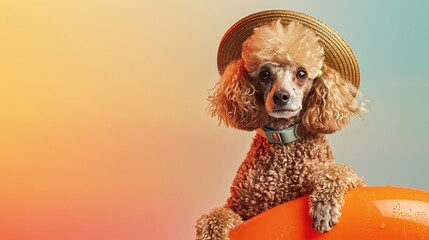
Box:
229 186 429 240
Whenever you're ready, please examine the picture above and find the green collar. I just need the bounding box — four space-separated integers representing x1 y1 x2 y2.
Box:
256 124 308 144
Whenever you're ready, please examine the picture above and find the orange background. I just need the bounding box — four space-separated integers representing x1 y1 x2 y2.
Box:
1 0 428 239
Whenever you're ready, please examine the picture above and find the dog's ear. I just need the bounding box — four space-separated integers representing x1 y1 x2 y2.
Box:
208 59 268 131
302 65 366 134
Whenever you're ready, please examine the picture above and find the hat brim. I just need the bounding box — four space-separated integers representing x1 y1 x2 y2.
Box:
217 10 360 89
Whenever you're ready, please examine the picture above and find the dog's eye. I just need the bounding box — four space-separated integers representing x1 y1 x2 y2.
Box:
296 69 307 80
259 69 271 81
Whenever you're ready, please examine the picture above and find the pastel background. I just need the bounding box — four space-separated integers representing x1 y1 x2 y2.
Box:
1 0 428 239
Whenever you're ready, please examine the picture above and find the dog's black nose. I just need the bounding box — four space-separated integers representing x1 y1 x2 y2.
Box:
273 91 290 106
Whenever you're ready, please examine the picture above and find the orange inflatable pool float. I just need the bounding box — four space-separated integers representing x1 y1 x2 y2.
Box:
229 186 429 240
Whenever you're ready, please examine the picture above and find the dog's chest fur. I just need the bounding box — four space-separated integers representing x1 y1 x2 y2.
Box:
226 133 333 220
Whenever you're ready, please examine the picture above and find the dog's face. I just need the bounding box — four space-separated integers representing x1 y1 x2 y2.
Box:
248 62 314 119
209 20 364 133
242 20 324 120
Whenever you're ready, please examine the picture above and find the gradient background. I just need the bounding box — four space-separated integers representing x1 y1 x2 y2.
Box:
1 0 428 239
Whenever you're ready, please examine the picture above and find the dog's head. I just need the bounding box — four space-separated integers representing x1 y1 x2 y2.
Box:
209 20 365 133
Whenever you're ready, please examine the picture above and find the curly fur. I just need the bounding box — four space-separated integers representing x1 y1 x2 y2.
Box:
243 20 324 78
208 59 269 131
197 19 366 239
303 64 366 134
196 207 242 240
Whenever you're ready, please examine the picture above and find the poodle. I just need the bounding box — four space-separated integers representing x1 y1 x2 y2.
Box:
196 19 366 240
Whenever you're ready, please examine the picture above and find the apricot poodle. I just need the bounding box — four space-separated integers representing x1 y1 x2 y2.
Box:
196 19 366 240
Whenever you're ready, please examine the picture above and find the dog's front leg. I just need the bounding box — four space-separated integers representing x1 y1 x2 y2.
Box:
308 163 365 233
196 207 242 240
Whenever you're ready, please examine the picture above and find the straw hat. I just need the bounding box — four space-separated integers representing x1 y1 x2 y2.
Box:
217 10 360 89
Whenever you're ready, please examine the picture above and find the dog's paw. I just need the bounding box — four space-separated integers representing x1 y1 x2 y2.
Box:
310 201 341 233
196 207 242 240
